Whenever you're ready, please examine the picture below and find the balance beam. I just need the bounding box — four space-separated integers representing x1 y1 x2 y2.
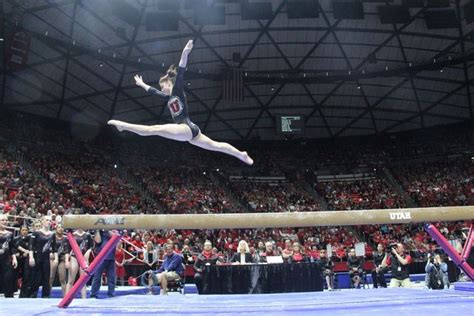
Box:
63 206 474 230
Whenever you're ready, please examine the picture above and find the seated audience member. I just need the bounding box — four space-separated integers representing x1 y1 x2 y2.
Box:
281 239 293 262
150 243 184 295
259 241 280 263
143 241 159 270
371 243 387 288
382 243 412 288
307 245 320 262
317 249 335 291
425 253 449 289
347 248 364 288
230 240 253 264
182 245 195 265
193 240 220 293
289 242 308 263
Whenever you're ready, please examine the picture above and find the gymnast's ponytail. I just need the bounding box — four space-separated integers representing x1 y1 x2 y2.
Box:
159 64 177 86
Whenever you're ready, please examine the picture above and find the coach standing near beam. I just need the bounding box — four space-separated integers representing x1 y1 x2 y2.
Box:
90 230 117 298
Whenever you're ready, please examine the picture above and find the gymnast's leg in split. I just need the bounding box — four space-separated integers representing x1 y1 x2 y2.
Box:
108 120 253 165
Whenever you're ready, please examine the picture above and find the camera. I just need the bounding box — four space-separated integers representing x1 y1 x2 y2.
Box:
385 243 397 253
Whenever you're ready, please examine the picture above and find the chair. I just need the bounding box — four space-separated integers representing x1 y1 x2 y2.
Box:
165 263 187 295
141 263 186 295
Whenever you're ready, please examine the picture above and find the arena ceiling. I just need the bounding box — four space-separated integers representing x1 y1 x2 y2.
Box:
2 0 474 140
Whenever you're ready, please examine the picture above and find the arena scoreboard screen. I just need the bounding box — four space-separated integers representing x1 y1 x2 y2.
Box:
277 115 305 135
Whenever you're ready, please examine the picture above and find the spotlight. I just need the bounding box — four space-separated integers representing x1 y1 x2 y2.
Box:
216 169 220 172
326 72 329 77
138 57 141 62
385 66 389 71
408 62 412 67
187 82 191 86
245 72 248 77
203 171 206 175
99 62 104 67
45 31 49 36
440 69 444 73
0 38 4 42
114 164 118 169
357 85 361 90
303 73 306 77
271 87 275 92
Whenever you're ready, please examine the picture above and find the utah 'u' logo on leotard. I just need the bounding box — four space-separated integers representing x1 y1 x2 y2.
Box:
168 97 183 116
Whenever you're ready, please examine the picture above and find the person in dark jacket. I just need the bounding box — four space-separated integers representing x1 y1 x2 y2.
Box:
230 240 254 264
194 240 221 293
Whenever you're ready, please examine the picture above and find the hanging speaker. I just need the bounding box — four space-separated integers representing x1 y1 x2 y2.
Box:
425 10 458 29
379 5 410 24
287 1 319 19
333 1 364 20
146 12 179 31
241 1 273 20
464 1 474 24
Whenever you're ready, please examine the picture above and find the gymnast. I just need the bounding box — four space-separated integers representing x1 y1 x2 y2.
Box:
108 40 253 165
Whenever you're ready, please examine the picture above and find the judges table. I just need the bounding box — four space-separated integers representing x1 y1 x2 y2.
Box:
200 262 324 294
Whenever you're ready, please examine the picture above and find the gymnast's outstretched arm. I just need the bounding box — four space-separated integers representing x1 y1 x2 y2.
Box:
179 40 193 68
134 75 168 98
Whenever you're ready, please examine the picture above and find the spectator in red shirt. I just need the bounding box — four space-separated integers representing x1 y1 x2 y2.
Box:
194 240 220 293
281 240 293 262
258 241 280 263
289 242 308 263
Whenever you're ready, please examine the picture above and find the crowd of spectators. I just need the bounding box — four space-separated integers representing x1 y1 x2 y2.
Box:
230 180 319 213
393 156 473 207
0 147 70 223
24 146 155 215
130 167 243 214
314 178 407 210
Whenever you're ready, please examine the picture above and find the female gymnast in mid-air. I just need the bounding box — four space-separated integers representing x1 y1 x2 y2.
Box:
108 40 254 165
